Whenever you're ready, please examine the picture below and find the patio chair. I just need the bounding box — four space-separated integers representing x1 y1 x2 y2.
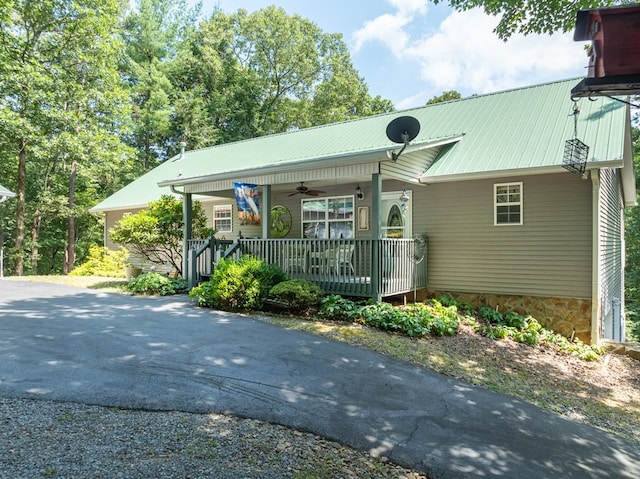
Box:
329 244 355 275
284 244 307 273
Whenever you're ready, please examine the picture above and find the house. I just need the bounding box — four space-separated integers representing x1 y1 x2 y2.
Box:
0 183 15 203
91 78 635 344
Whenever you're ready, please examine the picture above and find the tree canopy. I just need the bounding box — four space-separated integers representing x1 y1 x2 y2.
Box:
0 0 393 276
427 90 462 105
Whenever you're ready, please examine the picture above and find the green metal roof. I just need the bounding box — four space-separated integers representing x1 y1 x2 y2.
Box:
91 78 631 212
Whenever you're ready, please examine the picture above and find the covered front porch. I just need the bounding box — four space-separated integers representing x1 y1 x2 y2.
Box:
161 123 452 301
187 236 427 300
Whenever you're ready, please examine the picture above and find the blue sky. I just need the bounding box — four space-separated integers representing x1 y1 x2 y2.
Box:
203 1 589 109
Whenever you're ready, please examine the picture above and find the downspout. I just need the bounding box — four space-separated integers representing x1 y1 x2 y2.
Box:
590 170 601 345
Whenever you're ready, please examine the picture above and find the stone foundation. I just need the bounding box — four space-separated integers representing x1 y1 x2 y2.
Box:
423 290 593 344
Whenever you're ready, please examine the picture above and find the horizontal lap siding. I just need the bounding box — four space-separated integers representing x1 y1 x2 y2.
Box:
598 168 624 340
415 173 593 298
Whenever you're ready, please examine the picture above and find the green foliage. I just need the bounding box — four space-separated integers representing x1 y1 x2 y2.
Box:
170 5 393 147
319 297 460 338
123 0 201 168
427 90 461 105
474 309 603 361
479 306 503 324
110 195 212 275
437 294 475 315
69 245 129 278
124 272 188 296
189 255 286 311
1 0 133 275
358 301 460 337
267 279 324 312
319 295 363 321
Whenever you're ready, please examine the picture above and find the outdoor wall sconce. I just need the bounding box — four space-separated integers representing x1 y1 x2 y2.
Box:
355 184 364 200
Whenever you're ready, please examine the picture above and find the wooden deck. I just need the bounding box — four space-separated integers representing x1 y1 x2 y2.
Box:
187 237 427 300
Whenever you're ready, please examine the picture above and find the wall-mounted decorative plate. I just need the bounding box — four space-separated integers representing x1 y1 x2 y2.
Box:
271 205 292 238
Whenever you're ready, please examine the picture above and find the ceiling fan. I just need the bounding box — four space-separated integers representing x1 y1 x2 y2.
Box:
288 182 325 197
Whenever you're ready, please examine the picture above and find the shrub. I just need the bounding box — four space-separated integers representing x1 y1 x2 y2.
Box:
189 255 286 311
125 272 188 296
267 279 324 312
69 245 129 278
110 195 213 277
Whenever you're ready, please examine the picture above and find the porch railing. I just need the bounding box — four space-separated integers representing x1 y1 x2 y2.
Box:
186 237 427 299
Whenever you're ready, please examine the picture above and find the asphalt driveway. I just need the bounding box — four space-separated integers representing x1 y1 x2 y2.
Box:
0 280 638 478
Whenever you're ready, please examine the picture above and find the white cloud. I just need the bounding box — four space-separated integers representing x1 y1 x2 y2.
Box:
354 4 589 107
352 0 428 53
404 10 587 95
388 0 428 15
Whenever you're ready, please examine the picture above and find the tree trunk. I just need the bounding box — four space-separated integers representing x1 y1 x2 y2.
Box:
13 145 27 276
30 213 41 275
64 158 77 274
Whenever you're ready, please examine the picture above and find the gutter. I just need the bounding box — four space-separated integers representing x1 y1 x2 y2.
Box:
419 160 626 184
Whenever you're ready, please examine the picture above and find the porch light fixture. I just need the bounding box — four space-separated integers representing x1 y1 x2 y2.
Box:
386 116 421 161
355 184 364 200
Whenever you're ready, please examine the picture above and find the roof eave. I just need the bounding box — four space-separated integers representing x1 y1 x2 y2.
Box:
419 161 625 184
159 148 390 188
159 135 464 188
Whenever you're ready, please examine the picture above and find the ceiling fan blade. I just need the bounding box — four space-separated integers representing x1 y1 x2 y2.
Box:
288 191 301 197
307 189 325 196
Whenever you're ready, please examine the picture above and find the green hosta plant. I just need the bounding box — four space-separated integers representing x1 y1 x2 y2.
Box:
319 295 362 321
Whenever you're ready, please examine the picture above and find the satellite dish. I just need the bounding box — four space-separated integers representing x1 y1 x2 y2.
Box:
386 116 420 161
386 116 420 144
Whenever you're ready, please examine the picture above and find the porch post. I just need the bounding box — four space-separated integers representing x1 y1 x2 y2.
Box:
182 193 193 279
261 184 271 239
371 173 382 301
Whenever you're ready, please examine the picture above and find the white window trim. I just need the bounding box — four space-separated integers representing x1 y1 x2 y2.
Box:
213 204 233 234
494 182 523 226
301 195 355 238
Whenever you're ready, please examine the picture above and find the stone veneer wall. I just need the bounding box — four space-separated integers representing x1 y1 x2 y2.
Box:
424 290 593 344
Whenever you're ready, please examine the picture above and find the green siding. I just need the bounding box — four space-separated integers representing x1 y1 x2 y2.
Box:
598 168 624 340
412 174 593 298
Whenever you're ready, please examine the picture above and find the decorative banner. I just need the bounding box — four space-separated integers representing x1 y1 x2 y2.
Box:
234 182 261 226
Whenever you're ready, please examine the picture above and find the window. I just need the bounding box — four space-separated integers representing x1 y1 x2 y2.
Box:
302 196 354 238
213 204 233 233
494 182 522 225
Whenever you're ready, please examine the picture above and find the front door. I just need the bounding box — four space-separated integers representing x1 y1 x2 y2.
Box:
381 191 412 238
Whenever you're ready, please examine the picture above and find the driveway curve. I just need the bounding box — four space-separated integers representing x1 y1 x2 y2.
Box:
0 280 638 479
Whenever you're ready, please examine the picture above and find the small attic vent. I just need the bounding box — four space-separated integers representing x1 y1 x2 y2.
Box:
563 138 589 174
562 101 589 175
